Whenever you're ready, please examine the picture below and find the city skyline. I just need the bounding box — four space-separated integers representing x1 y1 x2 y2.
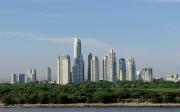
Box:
9 38 151 84
1 0 180 82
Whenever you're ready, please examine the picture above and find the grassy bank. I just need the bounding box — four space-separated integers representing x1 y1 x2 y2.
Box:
0 80 180 105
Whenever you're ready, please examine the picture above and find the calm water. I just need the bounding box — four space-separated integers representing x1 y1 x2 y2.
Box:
0 107 180 112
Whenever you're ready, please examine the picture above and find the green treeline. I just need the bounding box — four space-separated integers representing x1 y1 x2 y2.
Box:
0 80 180 105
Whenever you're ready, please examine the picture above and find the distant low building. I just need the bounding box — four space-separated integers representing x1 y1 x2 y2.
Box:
136 70 142 80
137 68 153 82
154 76 164 80
140 68 153 82
10 74 17 84
165 74 179 82
18 74 26 83
27 69 37 82
46 67 51 82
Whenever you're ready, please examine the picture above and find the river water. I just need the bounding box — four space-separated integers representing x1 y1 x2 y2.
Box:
0 107 180 112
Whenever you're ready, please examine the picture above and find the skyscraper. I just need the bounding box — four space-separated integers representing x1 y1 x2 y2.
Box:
136 70 142 80
18 74 26 83
10 74 17 84
88 53 93 81
72 38 84 84
105 49 117 82
118 58 126 81
103 56 108 80
141 68 153 82
27 69 37 82
46 67 51 82
57 54 71 85
91 56 100 82
127 57 136 81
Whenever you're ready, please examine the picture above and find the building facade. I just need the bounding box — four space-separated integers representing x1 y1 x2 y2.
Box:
46 67 51 82
27 69 37 82
141 68 153 82
18 74 26 83
127 57 136 81
87 53 93 81
102 56 108 81
165 74 179 82
57 54 71 85
10 74 17 84
105 49 117 82
118 58 126 81
72 38 84 83
91 56 100 82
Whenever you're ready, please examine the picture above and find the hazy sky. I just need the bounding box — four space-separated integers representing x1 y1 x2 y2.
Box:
1 0 180 82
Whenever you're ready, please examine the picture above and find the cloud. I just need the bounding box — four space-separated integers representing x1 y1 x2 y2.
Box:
0 31 111 49
34 13 69 18
35 37 111 49
0 32 40 40
34 37 73 44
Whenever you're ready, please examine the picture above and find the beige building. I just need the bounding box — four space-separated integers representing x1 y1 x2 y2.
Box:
57 54 71 85
91 56 99 82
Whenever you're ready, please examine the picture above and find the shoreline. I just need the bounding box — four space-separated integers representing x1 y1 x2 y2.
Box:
1 103 180 108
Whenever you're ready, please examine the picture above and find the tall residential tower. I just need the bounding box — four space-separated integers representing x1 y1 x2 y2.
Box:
10 74 17 84
103 49 117 82
18 74 26 83
118 58 126 81
72 38 85 83
102 56 108 80
141 68 153 82
87 53 93 81
91 56 100 82
46 67 51 82
27 69 37 82
57 54 71 84
127 57 136 81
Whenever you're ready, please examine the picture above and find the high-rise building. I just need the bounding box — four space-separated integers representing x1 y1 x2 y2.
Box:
127 57 136 81
87 53 93 81
136 70 142 80
91 56 100 82
103 56 108 80
46 67 51 82
105 49 117 82
10 74 17 84
18 74 26 83
27 69 37 82
141 68 153 82
118 58 126 81
72 38 84 84
57 54 71 85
